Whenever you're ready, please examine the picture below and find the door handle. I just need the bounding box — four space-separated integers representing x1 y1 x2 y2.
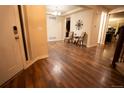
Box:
13 26 18 35
13 26 19 40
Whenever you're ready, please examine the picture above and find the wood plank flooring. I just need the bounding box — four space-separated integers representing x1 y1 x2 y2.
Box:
2 41 124 88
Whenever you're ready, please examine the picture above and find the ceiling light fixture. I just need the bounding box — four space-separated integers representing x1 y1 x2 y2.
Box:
52 11 61 16
51 6 61 16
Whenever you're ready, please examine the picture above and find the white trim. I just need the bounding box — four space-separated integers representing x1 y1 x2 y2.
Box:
24 55 48 69
48 39 64 42
21 6 32 60
87 44 97 48
97 11 107 44
109 7 124 14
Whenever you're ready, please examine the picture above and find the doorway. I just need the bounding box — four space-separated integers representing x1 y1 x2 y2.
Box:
66 17 71 37
105 12 124 45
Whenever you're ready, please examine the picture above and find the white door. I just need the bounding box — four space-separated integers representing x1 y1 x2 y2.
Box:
0 6 24 85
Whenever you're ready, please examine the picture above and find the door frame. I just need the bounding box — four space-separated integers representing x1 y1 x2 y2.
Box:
98 11 109 45
18 5 28 61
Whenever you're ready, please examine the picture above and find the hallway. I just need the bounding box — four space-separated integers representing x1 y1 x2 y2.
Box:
2 41 124 88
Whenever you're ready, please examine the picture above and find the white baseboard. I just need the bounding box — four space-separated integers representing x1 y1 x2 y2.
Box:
48 39 63 42
87 44 97 48
24 55 48 69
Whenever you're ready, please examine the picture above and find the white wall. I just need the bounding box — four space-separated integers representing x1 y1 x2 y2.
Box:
23 6 48 68
47 8 107 47
47 15 64 41
63 8 106 47
64 10 95 47
70 10 94 36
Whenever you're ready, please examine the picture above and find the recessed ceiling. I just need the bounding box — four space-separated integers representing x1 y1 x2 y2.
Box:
46 5 84 16
46 5 124 16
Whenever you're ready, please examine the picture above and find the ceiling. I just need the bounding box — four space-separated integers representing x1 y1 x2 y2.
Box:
47 5 80 13
46 5 124 16
46 5 85 16
102 5 124 10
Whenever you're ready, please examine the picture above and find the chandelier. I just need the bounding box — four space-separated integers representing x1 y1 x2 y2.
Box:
51 11 61 16
51 6 61 16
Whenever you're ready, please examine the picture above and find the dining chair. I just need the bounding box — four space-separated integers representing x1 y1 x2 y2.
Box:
64 32 74 43
76 32 86 46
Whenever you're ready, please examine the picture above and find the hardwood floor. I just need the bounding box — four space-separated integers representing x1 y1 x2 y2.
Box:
2 41 124 88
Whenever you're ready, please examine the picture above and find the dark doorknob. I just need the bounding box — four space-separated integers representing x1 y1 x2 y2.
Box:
13 26 18 35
